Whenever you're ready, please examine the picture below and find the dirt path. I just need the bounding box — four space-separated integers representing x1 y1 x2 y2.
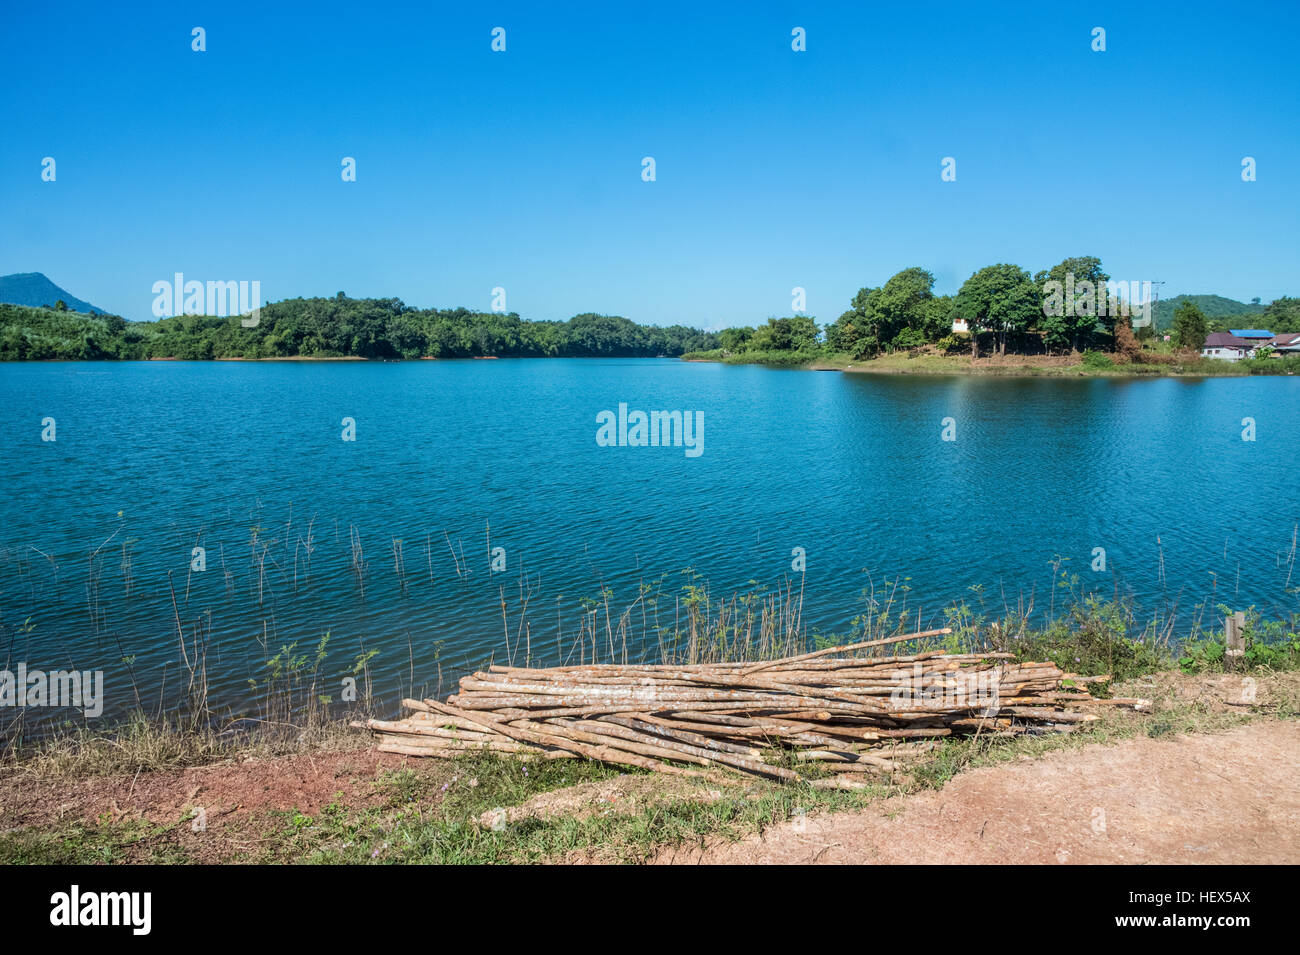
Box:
657 721 1300 864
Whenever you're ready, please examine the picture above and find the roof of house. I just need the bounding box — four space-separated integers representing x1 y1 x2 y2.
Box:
1229 329 1275 337
1272 333 1300 347
1203 333 1256 350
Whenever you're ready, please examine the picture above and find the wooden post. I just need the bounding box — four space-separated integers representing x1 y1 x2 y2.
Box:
1224 611 1246 671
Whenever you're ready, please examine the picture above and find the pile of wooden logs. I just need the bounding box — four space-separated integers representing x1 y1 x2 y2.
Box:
361 629 1150 788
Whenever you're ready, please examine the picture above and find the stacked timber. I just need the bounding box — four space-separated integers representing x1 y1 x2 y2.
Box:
360 629 1149 789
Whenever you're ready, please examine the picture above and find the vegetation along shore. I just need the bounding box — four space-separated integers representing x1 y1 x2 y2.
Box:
3 258 1298 376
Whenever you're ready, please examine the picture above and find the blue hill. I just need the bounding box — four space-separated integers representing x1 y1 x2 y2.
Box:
0 272 103 314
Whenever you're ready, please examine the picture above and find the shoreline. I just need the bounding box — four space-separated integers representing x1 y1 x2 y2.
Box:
212 355 369 362
689 352 1297 378
7 352 1296 377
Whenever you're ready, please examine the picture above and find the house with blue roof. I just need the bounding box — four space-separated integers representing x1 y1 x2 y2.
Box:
1203 329 1300 360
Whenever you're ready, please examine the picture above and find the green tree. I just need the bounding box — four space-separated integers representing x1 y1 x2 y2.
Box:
827 267 945 357
1033 256 1111 352
877 267 942 349
919 294 956 341
748 316 820 352
827 286 881 356
1261 296 1300 333
1170 301 1210 351
954 264 1039 357
718 326 754 352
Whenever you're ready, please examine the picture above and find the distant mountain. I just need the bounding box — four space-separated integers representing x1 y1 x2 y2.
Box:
1153 294 1265 331
0 272 103 314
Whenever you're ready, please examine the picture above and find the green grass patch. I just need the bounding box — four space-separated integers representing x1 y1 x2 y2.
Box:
0 816 193 865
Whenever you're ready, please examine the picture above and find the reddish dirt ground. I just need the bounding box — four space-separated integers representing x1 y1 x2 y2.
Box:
0 748 413 831
656 721 1300 864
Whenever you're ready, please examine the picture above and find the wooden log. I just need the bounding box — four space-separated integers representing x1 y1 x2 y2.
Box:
530 719 717 769
1078 696 1151 708
997 707 1098 722
373 734 533 754
365 719 510 743
582 719 801 782
601 715 763 757
420 698 702 776
362 644 1117 778
741 628 953 675
794 750 898 769
377 741 574 760
400 700 505 735
809 775 876 790
1225 611 1246 671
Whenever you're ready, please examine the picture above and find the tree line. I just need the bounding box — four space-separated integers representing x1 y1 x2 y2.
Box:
5 266 1296 364
692 258 1300 363
0 295 720 361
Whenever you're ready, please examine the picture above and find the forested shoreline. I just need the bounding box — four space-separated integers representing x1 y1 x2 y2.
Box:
3 257 1297 364
0 296 719 361
688 258 1300 367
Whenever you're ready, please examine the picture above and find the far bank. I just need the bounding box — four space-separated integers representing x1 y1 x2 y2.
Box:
680 349 1300 378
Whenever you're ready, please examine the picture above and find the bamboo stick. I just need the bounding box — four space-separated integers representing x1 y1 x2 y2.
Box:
740 628 953 675
359 642 1124 783
420 698 703 776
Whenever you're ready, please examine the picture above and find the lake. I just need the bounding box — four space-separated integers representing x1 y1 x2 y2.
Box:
1 359 1297 727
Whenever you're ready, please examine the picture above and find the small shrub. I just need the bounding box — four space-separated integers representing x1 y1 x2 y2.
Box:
934 334 967 355
1081 350 1114 369
890 328 927 351
1179 612 1300 672
984 597 1167 682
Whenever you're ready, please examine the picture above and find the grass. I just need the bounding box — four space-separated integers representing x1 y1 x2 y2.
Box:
682 347 824 368
685 347 1300 377
0 815 198 865
1 710 371 780
206 755 881 864
1177 610 1300 673
828 352 1258 377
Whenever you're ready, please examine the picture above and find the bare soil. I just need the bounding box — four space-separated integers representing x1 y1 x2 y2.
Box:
0 749 414 831
655 720 1300 864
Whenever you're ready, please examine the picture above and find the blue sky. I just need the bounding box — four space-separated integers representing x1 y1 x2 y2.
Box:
2 0 1297 325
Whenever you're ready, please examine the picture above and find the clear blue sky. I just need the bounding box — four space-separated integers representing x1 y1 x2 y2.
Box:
2 0 1297 325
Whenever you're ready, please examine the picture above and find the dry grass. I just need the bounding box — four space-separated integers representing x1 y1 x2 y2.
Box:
2 712 371 780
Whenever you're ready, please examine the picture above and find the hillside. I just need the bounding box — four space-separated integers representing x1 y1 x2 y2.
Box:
1153 294 1264 330
0 272 103 314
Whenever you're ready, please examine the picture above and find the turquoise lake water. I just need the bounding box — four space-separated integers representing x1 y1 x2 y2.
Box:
1 359 1297 726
